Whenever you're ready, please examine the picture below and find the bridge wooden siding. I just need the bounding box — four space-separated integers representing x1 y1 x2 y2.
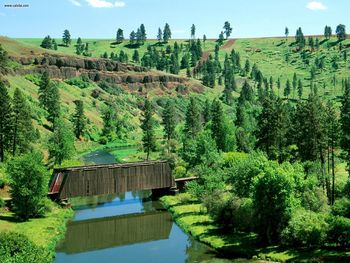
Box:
49 161 174 199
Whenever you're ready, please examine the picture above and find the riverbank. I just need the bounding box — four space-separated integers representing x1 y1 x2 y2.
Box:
161 193 350 263
0 201 74 261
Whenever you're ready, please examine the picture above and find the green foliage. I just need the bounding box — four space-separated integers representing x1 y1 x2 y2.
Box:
7 152 49 220
0 232 50 263
281 209 328 247
62 29 71 47
226 152 268 198
141 98 156 160
0 79 12 162
301 187 329 213
48 118 75 165
65 76 91 89
327 215 350 247
253 164 294 244
331 197 350 218
173 165 187 178
24 74 41 86
72 100 86 139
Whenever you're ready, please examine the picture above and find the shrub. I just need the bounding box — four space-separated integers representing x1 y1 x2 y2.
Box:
0 232 50 263
301 187 329 213
65 76 91 89
25 74 41 86
332 197 350 218
327 215 350 247
7 152 49 220
0 197 5 208
173 165 187 178
281 209 328 247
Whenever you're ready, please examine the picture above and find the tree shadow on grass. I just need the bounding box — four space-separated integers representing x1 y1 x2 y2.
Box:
0 214 22 223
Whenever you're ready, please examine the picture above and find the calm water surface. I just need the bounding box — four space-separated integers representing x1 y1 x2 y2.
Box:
54 150 255 263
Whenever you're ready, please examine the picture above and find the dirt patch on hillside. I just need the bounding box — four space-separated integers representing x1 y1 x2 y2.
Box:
201 38 236 61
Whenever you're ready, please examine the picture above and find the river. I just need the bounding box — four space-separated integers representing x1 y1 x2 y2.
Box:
54 149 254 263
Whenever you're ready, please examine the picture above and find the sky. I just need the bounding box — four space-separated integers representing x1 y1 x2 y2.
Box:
0 0 349 39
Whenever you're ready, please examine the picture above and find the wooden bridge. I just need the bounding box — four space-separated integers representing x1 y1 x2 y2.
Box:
56 211 172 254
49 161 174 199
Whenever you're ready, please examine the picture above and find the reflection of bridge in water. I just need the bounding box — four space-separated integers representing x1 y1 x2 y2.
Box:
56 211 173 254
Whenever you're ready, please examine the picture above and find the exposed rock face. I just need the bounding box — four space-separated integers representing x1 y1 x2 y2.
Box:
11 53 199 94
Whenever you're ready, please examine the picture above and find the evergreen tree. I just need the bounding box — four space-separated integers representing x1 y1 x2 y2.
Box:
0 80 12 162
223 21 232 39
40 35 53 49
324 25 332 39
202 99 211 124
0 44 8 74
163 23 172 43
244 59 250 76
101 103 116 139
284 79 291 98
11 88 35 156
325 100 340 205
285 27 289 38
140 24 147 44
129 30 136 44
297 79 303 99
46 82 61 126
217 31 225 45
48 118 75 165
340 80 350 176
292 73 298 98
162 100 176 141
336 24 346 41
295 27 306 48
210 99 226 151
72 100 86 139
157 28 163 42
132 50 140 63
184 97 201 138
62 29 71 47
141 98 156 160
116 28 124 43
191 24 196 39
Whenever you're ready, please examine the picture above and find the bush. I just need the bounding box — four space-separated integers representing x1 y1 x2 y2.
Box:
281 209 328 247
0 232 50 263
301 187 329 213
0 164 8 188
332 197 350 218
7 152 49 220
0 197 5 208
202 191 254 232
25 74 41 86
327 215 350 247
65 76 91 89
173 165 187 178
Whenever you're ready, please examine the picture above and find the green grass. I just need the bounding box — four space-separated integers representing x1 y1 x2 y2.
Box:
161 193 350 262
0 202 74 259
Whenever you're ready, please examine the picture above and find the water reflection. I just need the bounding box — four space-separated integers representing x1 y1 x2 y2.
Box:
55 191 218 263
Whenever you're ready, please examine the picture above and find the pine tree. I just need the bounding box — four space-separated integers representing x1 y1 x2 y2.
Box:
62 29 71 47
191 24 196 39
244 59 250 76
163 23 172 43
202 99 211 124
210 99 226 151
40 35 53 49
284 79 291 98
38 72 50 107
116 28 124 43
140 24 147 44
218 31 225 45
72 100 86 139
162 100 176 141
292 73 297 98
325 100 340 205
0 80 12 162
297 79 303 99
101 103 116 139
340 80 350 176
336 24 346 41
0 44 8 74
285 27 289 39
46 83 61 126
11 88 35 156
129 30 136 44
48 118 75 165
223 21 232 39
132 50 140 63
157 28 163 42
141 98 156 160
184 97 201 138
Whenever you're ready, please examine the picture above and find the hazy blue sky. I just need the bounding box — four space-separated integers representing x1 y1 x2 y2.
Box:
0 0 349 39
